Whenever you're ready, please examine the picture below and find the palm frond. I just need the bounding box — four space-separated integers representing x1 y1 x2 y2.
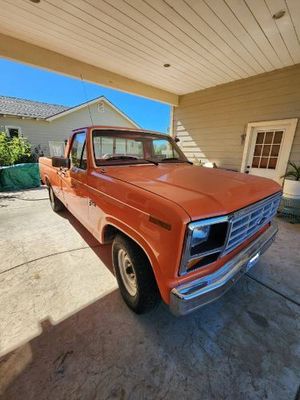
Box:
288 161 300 172
282 161 300 181
283 171 298 179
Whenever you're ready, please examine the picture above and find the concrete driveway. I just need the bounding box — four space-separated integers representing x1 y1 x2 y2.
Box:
0 188 299 400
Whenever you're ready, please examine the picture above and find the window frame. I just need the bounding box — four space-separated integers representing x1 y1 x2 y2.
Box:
5 125 22 138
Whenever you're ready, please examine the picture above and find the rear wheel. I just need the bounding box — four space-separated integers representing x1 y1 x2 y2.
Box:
112 234 160 314
48 185 65 212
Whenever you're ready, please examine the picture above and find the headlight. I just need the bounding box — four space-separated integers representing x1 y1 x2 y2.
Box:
179 216 229 275
191 225 210 251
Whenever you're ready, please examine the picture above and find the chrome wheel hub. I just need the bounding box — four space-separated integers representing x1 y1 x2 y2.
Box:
118 249 137 296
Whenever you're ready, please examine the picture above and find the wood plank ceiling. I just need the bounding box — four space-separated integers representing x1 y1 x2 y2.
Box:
0 0 299 95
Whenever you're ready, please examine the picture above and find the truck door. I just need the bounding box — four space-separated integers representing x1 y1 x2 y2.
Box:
60 131 89 226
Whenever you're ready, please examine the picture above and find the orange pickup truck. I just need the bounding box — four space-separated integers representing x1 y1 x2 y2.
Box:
39 126 281 316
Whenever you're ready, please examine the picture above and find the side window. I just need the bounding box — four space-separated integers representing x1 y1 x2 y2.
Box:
5 126 21 138
70 132 87 170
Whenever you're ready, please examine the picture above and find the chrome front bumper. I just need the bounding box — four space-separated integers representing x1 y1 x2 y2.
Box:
170 223 278 316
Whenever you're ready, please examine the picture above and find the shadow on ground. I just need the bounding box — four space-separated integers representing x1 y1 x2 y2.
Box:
1 200 300 400
59 208 114 274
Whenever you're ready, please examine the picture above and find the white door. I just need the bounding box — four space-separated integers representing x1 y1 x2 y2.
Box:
241 119 298 183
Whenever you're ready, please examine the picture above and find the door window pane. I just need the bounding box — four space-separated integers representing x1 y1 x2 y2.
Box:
252 157 260 168
252 129 283 170
262 145 271 156
268 158 278 169
70 132 87 169
260 157 268 168
271 145 280 157
265 131 273 144
274 131 283 144
81 144 87 169
254 145 262 156
256 132 265 144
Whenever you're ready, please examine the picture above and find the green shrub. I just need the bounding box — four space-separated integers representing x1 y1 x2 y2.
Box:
0 132 34 166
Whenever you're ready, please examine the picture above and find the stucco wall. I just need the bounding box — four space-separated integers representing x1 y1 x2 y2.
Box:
174 64 300 170
0 101 137 155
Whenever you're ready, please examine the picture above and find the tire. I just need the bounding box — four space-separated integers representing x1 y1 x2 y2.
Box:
112 234 160 314
48 185 65 212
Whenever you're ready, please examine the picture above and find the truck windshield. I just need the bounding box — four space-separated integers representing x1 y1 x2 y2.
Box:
92 130 188 166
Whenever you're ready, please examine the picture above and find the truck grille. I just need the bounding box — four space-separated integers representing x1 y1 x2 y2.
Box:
223 193 281 255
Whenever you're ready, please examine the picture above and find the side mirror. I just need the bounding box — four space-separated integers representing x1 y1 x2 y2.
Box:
52 156 70 169
174 136 180 143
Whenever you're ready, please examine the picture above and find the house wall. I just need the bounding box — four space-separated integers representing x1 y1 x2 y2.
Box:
174 64 300 170
0 101 137 155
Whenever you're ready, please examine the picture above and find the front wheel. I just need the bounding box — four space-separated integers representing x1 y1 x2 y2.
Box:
112 234 160 314
48 185 65 212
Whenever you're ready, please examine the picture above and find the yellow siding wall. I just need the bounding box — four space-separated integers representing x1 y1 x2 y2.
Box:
0 101 137 155
174 64 300 170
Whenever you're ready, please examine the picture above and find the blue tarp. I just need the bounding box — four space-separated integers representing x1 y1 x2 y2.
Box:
0 163 40 191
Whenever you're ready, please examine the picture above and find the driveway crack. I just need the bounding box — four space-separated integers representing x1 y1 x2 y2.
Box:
0 245 102 276
246 273 300 307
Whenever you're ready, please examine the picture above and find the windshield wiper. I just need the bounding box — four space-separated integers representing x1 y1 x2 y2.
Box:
159 157 193 165
142 159 159 166
104 155 138 161
103 155 158 166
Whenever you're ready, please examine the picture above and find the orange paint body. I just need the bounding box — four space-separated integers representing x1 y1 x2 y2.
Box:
39 126 281 304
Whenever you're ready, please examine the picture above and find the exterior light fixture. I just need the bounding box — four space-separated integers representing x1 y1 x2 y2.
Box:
29 0 41 3
163 63 171 68
272 10 285 19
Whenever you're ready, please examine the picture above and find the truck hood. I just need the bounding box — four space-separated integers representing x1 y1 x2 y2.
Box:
104 164 281 220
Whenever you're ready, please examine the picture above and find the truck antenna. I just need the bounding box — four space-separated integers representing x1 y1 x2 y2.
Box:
80 73 94 126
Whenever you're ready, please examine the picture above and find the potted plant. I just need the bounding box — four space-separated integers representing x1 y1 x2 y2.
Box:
282 161 300 199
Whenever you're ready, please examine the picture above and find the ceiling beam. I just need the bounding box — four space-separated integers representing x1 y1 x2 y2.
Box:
0 33 179 106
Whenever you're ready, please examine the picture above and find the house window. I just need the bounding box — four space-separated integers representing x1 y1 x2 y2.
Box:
49 141 66 157
5 126 21 138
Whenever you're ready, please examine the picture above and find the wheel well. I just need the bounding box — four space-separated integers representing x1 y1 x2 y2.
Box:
103 225 152 267
102 224 120 243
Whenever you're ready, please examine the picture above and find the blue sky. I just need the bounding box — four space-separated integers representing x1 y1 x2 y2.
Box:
0 58 171 133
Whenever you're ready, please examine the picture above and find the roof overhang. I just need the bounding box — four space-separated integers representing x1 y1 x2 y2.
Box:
0 0 299 104
0 33 178 106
